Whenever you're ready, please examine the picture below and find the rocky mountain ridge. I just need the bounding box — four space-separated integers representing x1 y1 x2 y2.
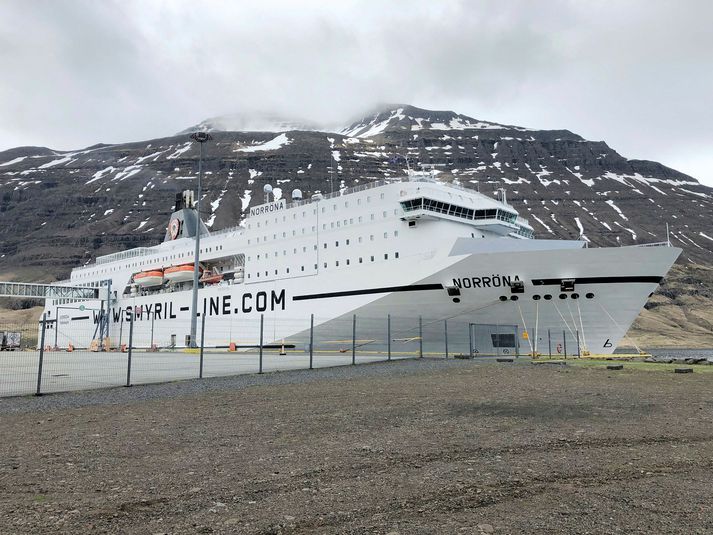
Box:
0 104 711 344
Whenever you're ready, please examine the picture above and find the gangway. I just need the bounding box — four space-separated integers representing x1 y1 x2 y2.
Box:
0 281 99 300
0 280 112 349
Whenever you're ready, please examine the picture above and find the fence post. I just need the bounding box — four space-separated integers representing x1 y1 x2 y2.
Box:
387 314 391 361
576 330 581 358
515 325 520 358
309 314 314 370
118 313 124 349
35 313 47 396
258 314 264 374
444 319 448 359
563 330 567 359
548 328 552 358
126 312 134 387
53 308 58 348
419 316 423 358
199 311 206 378
150 312 155 349
351 314 356 365
496 323 501 358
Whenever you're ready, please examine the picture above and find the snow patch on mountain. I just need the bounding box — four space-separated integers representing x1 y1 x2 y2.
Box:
166 143 192 159
39 155 74 169
240 190 252 212
236 134 291 153
605 199 628 220
0 156 27 167
86 166 116 184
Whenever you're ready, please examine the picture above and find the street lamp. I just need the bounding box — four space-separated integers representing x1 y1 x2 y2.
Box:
189 131 212 347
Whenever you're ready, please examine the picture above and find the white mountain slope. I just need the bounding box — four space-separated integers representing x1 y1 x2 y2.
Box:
178 112 322 135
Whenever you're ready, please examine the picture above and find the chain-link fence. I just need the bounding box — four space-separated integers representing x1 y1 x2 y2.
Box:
0 313 591 398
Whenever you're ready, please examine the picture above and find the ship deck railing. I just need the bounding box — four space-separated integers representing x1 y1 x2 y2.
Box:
634 241 672 248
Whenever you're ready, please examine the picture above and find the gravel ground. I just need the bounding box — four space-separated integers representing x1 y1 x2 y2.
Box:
1 357 712 534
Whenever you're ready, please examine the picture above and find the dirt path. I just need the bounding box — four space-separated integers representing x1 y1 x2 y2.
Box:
1 359 712 534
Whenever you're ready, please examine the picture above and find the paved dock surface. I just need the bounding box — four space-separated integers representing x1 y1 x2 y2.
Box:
0 349 413 397
1 358 712 534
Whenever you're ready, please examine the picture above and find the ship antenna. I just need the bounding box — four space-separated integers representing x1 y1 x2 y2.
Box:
329 152 334 194
666 222 671 247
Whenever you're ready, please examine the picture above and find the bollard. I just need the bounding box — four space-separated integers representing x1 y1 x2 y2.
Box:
199 311 206 379
309 314 314 370
126 312 134 387
351 314 356 365
258 314 264 374
444 319 448 359
387 314 391 361
35 313 47 396
419 316 423 358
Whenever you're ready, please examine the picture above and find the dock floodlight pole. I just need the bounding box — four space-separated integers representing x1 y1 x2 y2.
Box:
189 131 212 347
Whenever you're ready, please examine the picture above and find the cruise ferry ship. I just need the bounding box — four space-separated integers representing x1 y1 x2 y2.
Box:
43 172 680 355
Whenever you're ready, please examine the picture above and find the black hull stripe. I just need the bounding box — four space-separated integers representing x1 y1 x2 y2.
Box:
71 316 90 321
532 276 663 286
293 283 443 301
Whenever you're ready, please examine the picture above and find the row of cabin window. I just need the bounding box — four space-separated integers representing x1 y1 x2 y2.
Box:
247 252 401 279
248 210 399 244
75 244 226 279
249 193 388 229
247 231 400 262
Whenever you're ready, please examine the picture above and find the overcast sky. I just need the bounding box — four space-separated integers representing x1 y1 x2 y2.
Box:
1 0 711 185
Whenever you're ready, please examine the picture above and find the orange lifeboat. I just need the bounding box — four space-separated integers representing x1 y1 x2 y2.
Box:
134 269 164 288
165 263 203 283
200 270 223 285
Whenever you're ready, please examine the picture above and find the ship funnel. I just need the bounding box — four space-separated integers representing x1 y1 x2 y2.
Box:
175 190 195 210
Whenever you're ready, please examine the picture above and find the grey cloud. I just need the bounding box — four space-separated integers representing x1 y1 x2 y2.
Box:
0 0 711 185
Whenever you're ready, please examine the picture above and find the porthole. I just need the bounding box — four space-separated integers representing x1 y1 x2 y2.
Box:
586 292 595 299
571 293 579 299
533 295 541 300
499 296 508 302
559 293 567 300
453 298 461 303
544 294 552 300
510 296 519 301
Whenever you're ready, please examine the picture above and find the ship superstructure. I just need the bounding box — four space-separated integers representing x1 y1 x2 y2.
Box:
43 172 680 355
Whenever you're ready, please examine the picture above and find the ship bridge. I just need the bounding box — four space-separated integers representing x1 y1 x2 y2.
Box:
398 192 534 238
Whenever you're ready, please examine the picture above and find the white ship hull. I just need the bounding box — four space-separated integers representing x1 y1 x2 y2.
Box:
45 238 680 355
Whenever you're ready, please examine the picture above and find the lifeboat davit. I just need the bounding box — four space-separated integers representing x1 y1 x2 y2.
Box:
165 263 203 283
134 269 164 288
